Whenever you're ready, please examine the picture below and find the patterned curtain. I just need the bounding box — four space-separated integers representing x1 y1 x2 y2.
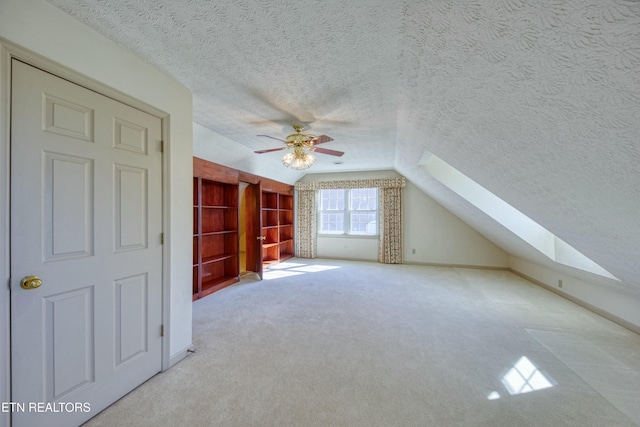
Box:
295 178 406 191
378 186 404 264
295 189 317 258
295 178 406 263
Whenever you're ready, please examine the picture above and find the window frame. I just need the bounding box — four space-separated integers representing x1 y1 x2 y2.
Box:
317 188 379 237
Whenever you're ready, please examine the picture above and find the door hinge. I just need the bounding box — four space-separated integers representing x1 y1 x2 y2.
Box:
161 233 165 244
160 325 165 337
160 140 165 153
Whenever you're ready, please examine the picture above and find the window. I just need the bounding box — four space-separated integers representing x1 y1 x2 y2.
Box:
319 188 378 236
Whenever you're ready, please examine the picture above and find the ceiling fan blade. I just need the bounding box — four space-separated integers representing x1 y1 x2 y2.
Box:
257 134 287 143
308 135 333 145
254 147 287 154
313 147 344 157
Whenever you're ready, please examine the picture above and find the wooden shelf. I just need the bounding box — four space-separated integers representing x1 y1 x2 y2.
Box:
279 239 294 260
262 209 278 228
192 265 199 295
279 225 293 242
279 194 293 210
262 192 278 209
201 230 238 236
202 253 236 263
193 174 239 301
279 209 293 226
198 275 239 300
202 275 238 290
260 191 294 270
201 180 238 207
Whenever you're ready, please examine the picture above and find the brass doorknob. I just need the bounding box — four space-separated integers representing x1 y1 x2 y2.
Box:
20 276 42 290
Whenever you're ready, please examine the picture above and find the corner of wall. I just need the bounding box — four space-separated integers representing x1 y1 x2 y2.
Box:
167 343 196 370
403 181 509 268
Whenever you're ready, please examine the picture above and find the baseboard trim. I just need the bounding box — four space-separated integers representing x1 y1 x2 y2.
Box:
315 256 378 263
167 344 196 370
405 261 510 271
510 269 640 336
314 258 511 270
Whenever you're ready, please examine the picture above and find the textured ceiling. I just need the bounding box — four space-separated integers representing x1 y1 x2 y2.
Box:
47 0 640 294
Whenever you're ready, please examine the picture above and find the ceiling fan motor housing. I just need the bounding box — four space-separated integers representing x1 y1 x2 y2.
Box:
286 128 313 148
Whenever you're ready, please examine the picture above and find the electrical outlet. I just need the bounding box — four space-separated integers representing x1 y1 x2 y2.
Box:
558 279 563 288
412 248 416 254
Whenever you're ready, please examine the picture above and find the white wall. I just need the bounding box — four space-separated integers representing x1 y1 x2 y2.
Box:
403 181 509 267
0 0 194 389
510 256 640 332
317 237 379 261
300 170 509 267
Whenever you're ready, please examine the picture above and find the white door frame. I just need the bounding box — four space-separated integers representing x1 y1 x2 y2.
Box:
0 39 172 425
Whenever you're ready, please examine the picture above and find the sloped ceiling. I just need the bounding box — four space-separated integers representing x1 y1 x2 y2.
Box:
47 0 640 294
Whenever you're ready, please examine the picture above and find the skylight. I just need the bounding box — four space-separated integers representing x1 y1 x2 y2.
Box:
420 153 618 280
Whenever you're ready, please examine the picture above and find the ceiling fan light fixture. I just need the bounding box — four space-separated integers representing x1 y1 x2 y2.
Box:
256 125 340 170
282 150 315 170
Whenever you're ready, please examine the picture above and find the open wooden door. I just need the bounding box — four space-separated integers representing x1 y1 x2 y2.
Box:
244 183 263 279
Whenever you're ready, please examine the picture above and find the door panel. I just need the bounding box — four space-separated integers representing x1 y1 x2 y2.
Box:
42 92 94 141
44 286 95 401
244 183 263 279
10 59 163 427
114 164 148 251
44 152 94 260
114 273 149 365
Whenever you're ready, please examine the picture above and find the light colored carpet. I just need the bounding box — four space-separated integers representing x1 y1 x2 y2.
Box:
84 259 640 426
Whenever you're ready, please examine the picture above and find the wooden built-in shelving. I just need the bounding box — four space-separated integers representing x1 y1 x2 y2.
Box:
193 176 239 301
193 157 295 299
261 190 294 268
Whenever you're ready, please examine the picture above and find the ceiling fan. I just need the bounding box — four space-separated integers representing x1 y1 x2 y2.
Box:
255 125 344 170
